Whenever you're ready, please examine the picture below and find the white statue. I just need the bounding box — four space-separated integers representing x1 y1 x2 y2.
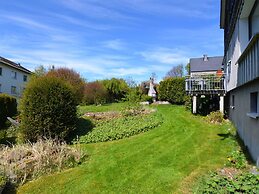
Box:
148 77 157 99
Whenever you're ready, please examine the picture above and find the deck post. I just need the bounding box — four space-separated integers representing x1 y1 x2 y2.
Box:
192 96 197 114
219 96 224 113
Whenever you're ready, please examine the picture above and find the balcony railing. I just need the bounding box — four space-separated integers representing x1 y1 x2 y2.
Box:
185 74 226 95
237 33 259 86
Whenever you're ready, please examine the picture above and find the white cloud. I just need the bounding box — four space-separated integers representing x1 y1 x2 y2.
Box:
101 39 126 50
139 48 189 65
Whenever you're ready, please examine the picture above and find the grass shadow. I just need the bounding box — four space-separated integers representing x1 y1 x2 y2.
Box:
235 133 254 165
67 117 94 143
217 132 235 140
217 132 254 165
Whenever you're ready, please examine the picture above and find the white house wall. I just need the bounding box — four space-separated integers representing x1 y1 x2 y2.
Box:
0 63 30 97
225 22 240 92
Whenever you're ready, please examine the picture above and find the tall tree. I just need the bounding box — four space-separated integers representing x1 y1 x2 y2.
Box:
164 64 184 79
46 67 86 104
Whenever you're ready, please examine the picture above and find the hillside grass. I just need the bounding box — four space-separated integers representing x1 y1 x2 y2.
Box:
17 105 237 194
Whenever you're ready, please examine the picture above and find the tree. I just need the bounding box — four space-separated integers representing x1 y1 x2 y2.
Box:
20 76 77 141
102 78 129 102
46 67 86 104
33 65 47 77
185 63 190 75
158 77 186 104
164 64 184 79
84 81 108 105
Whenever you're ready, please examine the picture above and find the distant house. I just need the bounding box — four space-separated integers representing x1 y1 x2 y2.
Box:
220 0 259 165
185 55 225 114
190 55 223 76
0 56 31 98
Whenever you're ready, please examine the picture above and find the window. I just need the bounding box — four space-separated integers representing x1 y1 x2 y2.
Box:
0 84 1 93
249 1 259 39
0 67 2 76
23 75 27 82
11 71 17 79
250 92 258 113
11 86 17 94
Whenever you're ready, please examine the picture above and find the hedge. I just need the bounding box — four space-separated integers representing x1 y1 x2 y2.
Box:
158 77 186 104
0 94 17 128
19 76 77 141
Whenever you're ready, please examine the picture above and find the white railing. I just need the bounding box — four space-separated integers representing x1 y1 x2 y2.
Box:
185 74 226 95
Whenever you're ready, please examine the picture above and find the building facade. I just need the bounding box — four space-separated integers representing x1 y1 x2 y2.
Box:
0 56 31 98
185 55 225 114
220 0 259 165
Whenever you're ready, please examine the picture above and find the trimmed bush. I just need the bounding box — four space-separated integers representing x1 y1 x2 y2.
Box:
0 94 17 128
19 76 77 141
158 77 186 104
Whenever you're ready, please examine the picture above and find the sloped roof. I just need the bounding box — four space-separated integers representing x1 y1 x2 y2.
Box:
190 56 223 72
0 56 31 74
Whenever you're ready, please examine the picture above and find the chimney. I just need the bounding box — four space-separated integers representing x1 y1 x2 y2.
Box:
203 54 208 61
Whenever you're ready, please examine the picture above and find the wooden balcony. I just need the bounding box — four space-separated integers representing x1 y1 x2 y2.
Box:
237 33 259 86
185 74 226 95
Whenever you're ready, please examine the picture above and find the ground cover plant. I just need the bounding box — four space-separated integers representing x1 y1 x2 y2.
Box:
18 104 239 194
77 113 162 143
195 171 259 193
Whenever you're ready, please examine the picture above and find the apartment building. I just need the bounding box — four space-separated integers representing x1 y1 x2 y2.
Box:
0 56 31 98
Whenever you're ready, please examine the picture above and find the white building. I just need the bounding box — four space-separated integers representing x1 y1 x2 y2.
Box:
0 56 31 98
220 0 259 165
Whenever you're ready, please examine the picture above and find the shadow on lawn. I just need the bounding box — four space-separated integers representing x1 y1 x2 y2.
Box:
217 132 254 165
67 117 94 143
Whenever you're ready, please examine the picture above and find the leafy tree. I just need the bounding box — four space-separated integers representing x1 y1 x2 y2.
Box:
46 67 85 104
84 81 108 105
158 77 186 104
19 76 77 141
164 64 184 79
33 65 47 77
102 78 129 102
185 63 190 75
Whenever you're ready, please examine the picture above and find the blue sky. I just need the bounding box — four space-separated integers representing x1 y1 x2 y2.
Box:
0 0 223 82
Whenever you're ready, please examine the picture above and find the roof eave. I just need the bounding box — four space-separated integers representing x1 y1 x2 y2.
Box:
220 0 226 29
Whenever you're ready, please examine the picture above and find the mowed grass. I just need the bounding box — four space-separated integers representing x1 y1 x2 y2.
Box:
18 105 236 194
78 102 128 114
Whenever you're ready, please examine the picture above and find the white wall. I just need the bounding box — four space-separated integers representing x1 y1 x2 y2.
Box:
225 22 240 92
0 63 30 97
225 1 256 92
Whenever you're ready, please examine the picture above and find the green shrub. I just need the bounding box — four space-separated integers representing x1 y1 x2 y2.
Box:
19 76 77 141
196 172 259 193
0 94 17 128
141 95 153 103
158 77 186 104
226 150 247 169
206 111 224 124
76 113 162 143
184 95 192 111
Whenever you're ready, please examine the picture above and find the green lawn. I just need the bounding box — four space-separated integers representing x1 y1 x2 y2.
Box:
78 102 128 114
17 105 237 194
